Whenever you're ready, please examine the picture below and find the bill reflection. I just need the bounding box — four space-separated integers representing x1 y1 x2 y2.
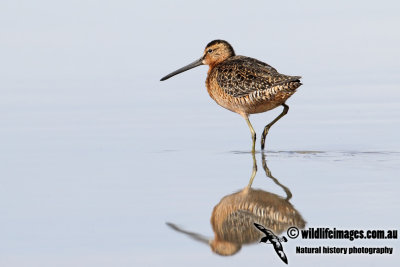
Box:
167 153 306 256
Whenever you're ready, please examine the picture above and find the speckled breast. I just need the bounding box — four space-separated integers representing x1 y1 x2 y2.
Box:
206 73 296 116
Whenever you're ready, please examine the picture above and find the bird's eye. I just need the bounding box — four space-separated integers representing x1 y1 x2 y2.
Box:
207 49 213 53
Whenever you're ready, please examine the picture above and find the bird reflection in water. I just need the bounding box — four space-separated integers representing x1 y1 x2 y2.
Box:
167 152 306 256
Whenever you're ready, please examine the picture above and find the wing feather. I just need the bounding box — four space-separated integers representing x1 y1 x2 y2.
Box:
214 56 301 97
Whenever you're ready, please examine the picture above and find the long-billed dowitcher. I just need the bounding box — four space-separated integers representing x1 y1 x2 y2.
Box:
161 40 302 151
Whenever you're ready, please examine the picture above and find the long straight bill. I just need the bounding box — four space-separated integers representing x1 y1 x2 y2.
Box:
160 58 203 81
166 222 210 244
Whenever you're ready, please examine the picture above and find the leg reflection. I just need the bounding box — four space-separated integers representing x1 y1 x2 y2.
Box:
166 152 305 256
261 152 292 201
246 150 257 190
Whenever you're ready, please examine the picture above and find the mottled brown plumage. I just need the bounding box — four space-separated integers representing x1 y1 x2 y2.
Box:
161 40 302 151
209 188 305 256
214 56 300 97
166 153 306 256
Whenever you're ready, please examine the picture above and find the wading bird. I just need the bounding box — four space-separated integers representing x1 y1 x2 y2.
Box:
160 40 302 151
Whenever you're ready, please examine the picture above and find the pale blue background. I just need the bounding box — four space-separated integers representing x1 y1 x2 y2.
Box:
0 0 399 266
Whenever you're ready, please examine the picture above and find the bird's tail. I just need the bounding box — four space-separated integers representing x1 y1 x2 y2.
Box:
278 76 302 92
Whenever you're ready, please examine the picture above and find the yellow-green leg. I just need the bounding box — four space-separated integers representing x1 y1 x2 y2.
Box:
261 103 289 150
244 116 256 153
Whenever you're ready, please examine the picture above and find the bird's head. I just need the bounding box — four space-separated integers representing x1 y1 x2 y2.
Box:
210 239 241 256
201 40 235 67
160 40 235 81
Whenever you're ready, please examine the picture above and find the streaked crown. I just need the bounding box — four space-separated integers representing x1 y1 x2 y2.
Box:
202 40 235 66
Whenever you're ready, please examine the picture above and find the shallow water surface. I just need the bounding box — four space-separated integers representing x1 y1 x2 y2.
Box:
1 78 399 267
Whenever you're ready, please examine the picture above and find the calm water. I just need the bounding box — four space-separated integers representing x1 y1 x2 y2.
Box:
1 1 399 266
1 83 399 266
